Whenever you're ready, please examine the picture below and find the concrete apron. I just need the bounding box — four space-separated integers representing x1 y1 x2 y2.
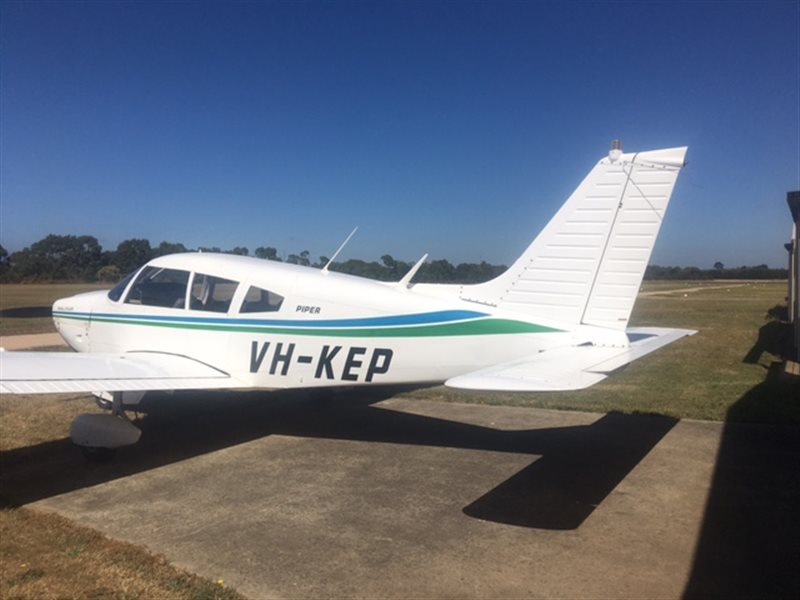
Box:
24 397 796 599
0 332 66 350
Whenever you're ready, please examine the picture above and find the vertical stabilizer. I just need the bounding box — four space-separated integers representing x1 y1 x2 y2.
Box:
460 145 687 330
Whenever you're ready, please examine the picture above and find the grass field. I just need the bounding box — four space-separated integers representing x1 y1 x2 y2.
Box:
405 280 799 423
0 279 797 599
0 284 107 336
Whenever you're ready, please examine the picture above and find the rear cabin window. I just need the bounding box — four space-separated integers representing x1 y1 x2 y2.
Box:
190 273 239 313
125 267 190 308
240 286 284 313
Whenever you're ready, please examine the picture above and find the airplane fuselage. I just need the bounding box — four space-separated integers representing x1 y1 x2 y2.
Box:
52 252 580 390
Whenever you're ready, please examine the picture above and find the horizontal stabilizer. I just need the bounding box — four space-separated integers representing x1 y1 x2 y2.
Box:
0 350 248 394
445 327 695 392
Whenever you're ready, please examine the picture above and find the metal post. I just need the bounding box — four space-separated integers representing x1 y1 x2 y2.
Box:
787 191 800 362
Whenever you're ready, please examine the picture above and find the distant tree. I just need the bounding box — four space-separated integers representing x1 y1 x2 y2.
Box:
254 246 280 261
6 249 38 281
113 239 153 274
380 254 393 267
381 254 408 279
287 250 311 266
644 265 664 280
0 244 8 277
455 261 506 283
6 234 104 281
154 241 188 257
96 264 122 282
229 246 249 256
332 259 394 280
714 261 724 270
681 266 708 280
418 259 456 283
197 246 222 253
381 254 397 271
643 263 793 281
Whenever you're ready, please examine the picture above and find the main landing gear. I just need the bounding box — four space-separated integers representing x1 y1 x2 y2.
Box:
70 392 144 461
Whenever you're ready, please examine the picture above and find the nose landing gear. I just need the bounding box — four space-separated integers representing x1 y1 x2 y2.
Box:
70 392 142 461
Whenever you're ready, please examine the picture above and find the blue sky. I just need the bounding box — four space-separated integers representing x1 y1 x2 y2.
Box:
2 1 798 268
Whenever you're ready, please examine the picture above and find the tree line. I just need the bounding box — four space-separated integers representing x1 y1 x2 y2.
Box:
0 234 507 284
0 234 788 284
644 264 788 280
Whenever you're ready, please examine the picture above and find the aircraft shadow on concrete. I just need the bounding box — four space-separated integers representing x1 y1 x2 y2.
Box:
0 388 676 530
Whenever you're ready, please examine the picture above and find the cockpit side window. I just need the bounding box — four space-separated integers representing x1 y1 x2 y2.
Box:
240 285 284 313
190 273 239 313
124 267 190 308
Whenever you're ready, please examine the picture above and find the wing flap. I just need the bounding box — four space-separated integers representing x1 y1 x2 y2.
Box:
0 351 247 394
445 327 695 392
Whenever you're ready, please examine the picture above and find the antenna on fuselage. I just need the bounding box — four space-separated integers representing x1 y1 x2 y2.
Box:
322 226 359 273
397 253 428 289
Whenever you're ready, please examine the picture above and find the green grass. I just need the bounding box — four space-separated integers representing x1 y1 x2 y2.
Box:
401 281 799 423
0 284 107 335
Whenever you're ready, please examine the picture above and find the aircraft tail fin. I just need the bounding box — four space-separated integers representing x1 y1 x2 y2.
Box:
460 144 687 330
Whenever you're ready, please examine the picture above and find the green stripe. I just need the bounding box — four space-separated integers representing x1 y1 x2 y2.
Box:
59 314 560 337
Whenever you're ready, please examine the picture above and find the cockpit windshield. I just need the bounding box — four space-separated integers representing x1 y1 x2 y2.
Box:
107 270 137 302
124 267 190 308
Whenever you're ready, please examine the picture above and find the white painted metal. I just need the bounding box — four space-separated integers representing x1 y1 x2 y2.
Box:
581 150 687 329
445 327 696 391
0 351 245 394
70 413 142 448
459 147 687 331
398 253 428 288
0 145 693 409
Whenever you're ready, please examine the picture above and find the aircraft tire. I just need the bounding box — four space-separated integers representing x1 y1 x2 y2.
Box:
80 445 116 462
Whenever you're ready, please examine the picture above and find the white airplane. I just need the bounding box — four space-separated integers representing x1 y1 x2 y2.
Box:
0 143 694 457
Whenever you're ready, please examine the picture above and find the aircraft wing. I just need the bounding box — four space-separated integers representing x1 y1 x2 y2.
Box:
0 350 248 394
445 327 696 392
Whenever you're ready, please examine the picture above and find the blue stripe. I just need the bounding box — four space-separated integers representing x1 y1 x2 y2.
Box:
53 309 490 329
